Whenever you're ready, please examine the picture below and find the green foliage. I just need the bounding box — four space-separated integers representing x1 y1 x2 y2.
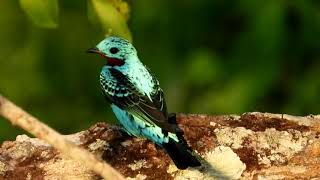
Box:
19 0 132 41
88 0 132 41
0 0 319 142
185 50 221 87
20 0 59 28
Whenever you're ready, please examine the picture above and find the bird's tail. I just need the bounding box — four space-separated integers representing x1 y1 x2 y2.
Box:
162 137 201 169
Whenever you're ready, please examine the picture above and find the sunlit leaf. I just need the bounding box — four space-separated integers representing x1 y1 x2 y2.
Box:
108 0 130 21
20 0 58 28
89 0 132 42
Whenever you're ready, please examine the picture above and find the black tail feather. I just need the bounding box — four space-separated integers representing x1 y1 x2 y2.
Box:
164 113 201 169
162 138 201 169
168 113 190 150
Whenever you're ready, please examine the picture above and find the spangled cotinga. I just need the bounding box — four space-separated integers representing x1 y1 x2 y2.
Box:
87 36 201 169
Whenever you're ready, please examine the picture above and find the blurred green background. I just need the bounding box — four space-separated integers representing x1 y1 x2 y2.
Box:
0 0 319 142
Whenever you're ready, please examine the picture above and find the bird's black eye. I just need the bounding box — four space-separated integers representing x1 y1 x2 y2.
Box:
109 47 119 54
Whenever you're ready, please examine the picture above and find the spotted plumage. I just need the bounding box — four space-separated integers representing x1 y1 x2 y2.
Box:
88 36 201 169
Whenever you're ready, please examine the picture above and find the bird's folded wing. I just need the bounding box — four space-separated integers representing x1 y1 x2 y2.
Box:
101 68 175 133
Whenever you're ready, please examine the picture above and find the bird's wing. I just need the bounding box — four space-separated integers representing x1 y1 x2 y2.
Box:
147 68 168 118
101 68 175 133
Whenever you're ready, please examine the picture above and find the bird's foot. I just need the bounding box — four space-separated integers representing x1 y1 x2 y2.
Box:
168 113 177 124
119 128 131 138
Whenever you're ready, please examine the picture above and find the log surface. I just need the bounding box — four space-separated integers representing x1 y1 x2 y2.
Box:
1 112 320 180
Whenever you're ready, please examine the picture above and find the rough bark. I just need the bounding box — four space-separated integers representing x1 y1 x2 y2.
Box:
1 112 320 180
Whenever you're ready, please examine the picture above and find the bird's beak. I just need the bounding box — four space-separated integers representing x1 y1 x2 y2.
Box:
87 47 108 59
86 47 100 54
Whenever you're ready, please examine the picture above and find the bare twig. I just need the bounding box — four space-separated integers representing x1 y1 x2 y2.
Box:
0 94 125 180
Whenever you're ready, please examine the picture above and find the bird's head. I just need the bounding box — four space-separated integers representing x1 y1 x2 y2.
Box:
87 36 137 67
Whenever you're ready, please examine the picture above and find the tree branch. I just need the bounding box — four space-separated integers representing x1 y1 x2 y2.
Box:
0 94 125 180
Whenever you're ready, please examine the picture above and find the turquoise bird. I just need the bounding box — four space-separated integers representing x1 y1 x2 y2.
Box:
87 36 201 169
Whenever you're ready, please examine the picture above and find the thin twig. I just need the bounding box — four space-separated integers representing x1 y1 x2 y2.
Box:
0 94 125 180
